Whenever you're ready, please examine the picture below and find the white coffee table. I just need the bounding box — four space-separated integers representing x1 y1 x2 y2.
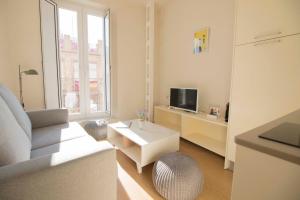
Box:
107 120 180 173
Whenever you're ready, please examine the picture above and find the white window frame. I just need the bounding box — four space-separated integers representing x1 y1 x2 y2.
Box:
57 1 110 120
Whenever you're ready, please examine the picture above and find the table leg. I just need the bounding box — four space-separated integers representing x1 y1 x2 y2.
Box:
137 164 142 174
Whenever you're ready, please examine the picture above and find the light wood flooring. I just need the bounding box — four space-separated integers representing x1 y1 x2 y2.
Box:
117 139 233 200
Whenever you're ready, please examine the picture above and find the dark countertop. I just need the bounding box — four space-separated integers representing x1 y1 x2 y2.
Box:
235 109 300 165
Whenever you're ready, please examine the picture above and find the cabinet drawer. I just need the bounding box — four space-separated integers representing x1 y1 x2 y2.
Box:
236 0 300 45
228 35 300 161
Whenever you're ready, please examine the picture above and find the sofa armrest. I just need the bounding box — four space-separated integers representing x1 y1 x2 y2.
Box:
0 141 117 200
27 108 69 129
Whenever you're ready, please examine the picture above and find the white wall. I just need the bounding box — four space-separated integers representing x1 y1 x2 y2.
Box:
0 0 20 96
0 0 146 120
156 0 234 116
0 1 11 90
0 0 44 110
8 0 45 110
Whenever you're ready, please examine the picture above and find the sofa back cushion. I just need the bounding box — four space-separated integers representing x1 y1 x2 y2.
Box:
0 84 32 140
0 96 31 166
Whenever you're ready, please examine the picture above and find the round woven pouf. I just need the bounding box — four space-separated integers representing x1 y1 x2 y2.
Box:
152 152 203 200
83 120 108 140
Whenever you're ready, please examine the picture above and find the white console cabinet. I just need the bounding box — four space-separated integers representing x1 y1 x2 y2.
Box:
154 105 228 157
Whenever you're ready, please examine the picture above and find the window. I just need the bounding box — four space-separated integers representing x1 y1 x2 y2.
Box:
58 5 110 119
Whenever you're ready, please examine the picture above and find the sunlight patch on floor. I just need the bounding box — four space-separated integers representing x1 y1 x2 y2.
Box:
117 163 153 200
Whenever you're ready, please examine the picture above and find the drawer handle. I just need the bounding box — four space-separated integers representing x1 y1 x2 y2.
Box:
254 31 282 40
254 39 281 46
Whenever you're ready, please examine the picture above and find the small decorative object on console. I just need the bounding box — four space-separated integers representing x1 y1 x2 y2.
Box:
207 105 220 120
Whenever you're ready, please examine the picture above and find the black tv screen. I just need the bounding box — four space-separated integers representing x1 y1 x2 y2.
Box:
170 88 198 113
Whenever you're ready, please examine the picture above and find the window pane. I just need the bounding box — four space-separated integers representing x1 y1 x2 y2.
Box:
58 8 80 113
87 15 105 113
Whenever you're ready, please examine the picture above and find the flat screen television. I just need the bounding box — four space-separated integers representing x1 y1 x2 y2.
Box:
170 88 198 113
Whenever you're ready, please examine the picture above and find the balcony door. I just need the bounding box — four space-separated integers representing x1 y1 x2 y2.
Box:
40 0 61 109
57 4 110 119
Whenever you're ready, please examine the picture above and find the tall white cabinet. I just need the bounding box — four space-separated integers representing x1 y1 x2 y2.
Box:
226 0 300 163
235 0 300 45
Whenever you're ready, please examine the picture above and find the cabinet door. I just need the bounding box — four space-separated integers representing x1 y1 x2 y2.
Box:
227 34 300 161
236 0 300 45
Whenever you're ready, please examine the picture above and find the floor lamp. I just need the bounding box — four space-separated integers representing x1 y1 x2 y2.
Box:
18 65 39 108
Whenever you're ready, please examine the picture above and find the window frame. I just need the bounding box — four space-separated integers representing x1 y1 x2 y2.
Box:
57 2 110 121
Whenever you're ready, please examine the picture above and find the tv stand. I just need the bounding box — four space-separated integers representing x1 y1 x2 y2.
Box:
168 106 197 114
154 105 228 157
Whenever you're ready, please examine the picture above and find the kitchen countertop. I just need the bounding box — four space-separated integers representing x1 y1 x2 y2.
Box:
235 109 300 165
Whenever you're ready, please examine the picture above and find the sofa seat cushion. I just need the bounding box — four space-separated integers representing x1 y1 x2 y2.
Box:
0 96 31 166
31 122 88 150
30 135 110 159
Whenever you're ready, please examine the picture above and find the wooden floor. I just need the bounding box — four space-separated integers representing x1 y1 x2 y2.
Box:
117 139 233 200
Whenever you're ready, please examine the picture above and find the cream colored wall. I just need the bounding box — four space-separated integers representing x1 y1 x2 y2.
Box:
0 0 44 110
156 0 234 117
8 0 45 110
0 0 146 119
0 1 11 90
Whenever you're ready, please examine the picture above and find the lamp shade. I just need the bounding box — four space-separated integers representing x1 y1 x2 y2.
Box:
18 65 39 108
23 69 38 75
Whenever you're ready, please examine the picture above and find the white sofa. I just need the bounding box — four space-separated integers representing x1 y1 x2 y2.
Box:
0 84 117 200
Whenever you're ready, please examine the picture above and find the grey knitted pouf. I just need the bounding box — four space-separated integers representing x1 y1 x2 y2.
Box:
83 120 108 140
152 152 203 200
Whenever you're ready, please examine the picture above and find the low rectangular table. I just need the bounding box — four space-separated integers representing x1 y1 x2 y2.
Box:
107 120 180 173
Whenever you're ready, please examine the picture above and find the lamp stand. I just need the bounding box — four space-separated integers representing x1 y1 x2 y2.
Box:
18 65 25 108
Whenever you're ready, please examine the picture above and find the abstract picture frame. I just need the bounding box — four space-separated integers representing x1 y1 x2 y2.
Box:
193 27 209 54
